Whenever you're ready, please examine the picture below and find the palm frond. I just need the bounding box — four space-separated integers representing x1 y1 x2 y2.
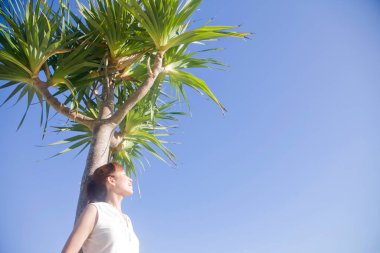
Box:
78 0 152 59
121 0 249 52
0 0 84 131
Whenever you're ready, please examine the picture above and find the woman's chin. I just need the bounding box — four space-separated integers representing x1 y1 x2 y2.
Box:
123 189 133 197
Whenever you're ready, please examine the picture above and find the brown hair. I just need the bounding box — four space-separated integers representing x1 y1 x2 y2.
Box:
87 162 124 203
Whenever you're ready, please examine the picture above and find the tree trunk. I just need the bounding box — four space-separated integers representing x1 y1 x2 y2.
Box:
74 122 115 222
75 75 116 222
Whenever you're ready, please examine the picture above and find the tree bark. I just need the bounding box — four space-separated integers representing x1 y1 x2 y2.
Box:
74 73 116 222
74 122 115 221
33 78 95 128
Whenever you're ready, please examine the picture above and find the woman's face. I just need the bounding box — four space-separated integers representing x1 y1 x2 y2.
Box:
108 171 133 196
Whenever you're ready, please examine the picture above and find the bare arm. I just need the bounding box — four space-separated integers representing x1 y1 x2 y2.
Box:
61 204 98 253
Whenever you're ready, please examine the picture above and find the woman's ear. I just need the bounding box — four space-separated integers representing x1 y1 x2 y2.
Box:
106 175 116 186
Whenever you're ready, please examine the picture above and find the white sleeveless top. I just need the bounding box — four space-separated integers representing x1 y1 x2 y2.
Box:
82 202 139 253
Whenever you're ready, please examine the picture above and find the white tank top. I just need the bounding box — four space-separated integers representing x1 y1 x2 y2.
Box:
82 202 139 253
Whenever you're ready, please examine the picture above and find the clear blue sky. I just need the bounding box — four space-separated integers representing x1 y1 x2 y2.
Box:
1 0 379 252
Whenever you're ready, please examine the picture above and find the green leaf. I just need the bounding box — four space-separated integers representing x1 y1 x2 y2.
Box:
1 83 25 106
169 69 226 112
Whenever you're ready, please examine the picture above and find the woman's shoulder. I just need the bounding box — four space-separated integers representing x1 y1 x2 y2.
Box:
87 202 100 207
87 202 115 215
84 202 103 217
74 203 98 230
87 201 109 208
78 203 99 227
83 203 99 215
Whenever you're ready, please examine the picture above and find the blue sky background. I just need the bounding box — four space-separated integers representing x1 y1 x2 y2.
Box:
1 0 380 252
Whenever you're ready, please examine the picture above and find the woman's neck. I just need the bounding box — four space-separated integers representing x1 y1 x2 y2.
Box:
105 193 123 212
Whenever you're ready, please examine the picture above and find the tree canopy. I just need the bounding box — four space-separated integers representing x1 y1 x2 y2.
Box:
0 0 249 175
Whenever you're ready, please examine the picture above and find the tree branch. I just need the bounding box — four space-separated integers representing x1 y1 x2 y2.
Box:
110 131 124 149
103 53 164 125
33 78 95 129
43 63 51 80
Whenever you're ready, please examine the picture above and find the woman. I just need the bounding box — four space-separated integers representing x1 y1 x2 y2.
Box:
61 162 139 253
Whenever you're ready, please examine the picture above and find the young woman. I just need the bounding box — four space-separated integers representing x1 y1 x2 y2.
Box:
61 162 139 253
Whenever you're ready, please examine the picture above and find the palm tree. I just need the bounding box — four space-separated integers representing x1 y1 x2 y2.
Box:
0 0 249 221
